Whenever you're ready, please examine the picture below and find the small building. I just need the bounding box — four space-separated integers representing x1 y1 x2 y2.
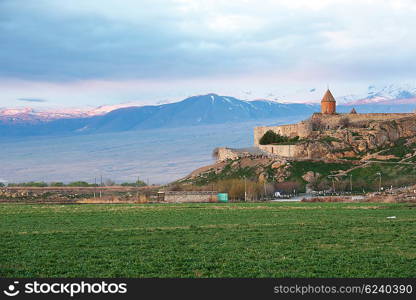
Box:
159 191 218 203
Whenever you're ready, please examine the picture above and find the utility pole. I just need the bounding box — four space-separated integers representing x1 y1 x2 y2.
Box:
100 175 102 198
350 174 353 192
244 176 247 202
137 176 139 202
211 182 214 202
94 177 96 198
376 172 382 192
328 175 336 194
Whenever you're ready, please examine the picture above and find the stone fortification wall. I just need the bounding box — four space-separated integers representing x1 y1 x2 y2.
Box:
216 147 240 161
258 145 303 158
311 113 413 127
254 121 312 146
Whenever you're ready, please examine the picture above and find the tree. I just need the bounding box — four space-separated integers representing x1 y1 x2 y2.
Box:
212 147 220 160
275 181 302 194
104 179 115 186
310 118 325 131
259 130 299 145
136 179 147 187
338 117 350 128
68 181 91 187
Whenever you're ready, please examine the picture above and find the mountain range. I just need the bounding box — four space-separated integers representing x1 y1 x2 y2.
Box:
337 83 416 105
2 83 416 137
0 94 320 137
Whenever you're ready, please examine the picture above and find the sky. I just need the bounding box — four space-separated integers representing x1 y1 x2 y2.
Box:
1 0 416 108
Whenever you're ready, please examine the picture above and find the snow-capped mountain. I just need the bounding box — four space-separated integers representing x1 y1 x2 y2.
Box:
2 88 416 137
342 83 416 105
0 103 141 123
0 94 319 136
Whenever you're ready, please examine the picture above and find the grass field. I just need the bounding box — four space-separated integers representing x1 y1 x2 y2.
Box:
1 202 415 277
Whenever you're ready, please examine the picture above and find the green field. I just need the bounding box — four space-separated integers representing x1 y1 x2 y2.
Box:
1 203 415 277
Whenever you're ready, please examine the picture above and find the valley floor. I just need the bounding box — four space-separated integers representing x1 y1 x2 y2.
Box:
1 202 415 277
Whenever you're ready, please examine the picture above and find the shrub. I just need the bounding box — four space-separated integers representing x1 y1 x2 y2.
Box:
381 138 411 158
67 181 91 187
120 179 147 187
13 181 48 187
259 130 299 145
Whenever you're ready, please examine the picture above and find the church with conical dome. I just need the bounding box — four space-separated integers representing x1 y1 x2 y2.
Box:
321 89 336 114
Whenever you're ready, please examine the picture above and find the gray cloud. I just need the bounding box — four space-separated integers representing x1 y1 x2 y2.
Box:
0 0 415 84
17 98 47 103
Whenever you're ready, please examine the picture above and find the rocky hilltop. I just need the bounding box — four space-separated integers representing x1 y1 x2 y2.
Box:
181 113 416 194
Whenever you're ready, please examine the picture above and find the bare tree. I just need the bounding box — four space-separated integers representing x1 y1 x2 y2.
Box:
338 117 350 128
104 179 115 186
310 118 325 131
212 147 220 160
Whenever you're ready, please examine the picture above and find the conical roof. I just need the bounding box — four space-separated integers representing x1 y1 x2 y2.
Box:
321 89 336 102
350 108 357 114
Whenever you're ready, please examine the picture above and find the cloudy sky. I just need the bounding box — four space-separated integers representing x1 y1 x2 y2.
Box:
1 0 416 108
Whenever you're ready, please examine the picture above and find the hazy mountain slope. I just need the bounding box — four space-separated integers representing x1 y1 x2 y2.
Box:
0 94 320 136
82 94 320 132
2 92 416 137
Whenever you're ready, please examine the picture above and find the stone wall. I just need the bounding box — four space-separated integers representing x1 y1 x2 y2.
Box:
163 191 217 203
254 121 312 146
216 147 240 161
258 144 303 157
311 112 413 128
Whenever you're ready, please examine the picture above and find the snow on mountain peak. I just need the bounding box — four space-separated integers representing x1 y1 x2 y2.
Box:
342 83 416 105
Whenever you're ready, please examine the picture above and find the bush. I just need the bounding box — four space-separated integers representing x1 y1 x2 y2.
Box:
9 181 48 187
120 179 147 187
67 181 91 187
259 130 299 145
381 138 411 158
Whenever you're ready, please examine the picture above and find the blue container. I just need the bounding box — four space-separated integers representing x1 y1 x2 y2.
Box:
217 193 228 203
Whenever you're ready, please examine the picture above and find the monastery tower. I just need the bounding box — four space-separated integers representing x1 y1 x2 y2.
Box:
321 89 336 114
